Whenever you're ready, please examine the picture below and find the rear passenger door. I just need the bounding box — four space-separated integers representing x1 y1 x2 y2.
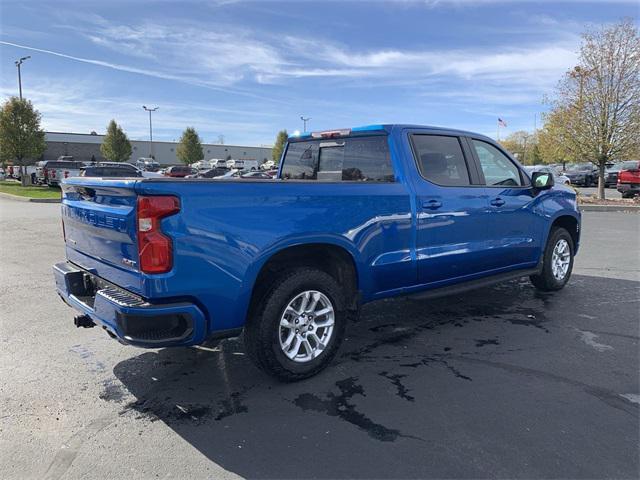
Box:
469 138 540 270
410 133 495 286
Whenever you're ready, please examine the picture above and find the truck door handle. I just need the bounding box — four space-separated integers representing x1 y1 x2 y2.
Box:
490 197 505 207
422 200 442 210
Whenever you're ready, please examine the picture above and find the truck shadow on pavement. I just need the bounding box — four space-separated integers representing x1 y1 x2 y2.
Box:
109 274 639 479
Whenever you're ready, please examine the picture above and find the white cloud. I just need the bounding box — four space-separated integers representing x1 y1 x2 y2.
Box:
0 78 281 144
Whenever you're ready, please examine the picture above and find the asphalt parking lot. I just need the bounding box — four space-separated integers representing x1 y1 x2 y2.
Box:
1 198 638 479
575 186 623 199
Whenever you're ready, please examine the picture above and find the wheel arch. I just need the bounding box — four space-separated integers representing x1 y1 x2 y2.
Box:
246 241 361 321
547 213 580 253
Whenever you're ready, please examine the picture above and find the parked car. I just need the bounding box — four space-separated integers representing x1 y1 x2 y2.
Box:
81 165 143 178
565 163 597 186
240 171 273 179
37 160 85 186
0 167 5 180
53 124 580 381
164 165 193 178
136 158 161 172
241 160 259 171
213 169 240 179
605 163 625 188
261 160 276 170
187 167 230 179
525 166 571 186
226 159 244 170
617 160 640 198
7 164 38 182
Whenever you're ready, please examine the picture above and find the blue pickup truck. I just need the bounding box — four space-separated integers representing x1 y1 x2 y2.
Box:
54 124 580 380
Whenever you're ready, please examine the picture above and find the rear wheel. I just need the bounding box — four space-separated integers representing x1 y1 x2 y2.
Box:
244 268 346 381
530 227 574 291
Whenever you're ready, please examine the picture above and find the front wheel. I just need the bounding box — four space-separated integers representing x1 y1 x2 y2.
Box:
244 268 347 381
530 227 574 291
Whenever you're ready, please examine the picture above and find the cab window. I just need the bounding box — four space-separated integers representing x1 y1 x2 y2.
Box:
472 140 524 187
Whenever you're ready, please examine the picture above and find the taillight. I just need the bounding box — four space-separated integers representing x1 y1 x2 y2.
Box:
44 168 48 178
51 169 57 178
137 196 180 274
64 171 69 178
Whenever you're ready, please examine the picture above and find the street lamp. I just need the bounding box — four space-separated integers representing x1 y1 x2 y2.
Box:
300 116 311 133
15 56 31 100
142 105 159 159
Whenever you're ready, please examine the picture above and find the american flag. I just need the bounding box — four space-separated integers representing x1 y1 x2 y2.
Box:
498 118 507 128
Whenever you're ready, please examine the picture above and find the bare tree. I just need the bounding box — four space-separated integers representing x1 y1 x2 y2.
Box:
544 19 640 199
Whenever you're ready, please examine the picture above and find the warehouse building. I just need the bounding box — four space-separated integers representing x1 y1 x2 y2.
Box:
42 132 273 166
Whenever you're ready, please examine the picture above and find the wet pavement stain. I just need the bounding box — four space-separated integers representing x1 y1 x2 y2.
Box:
399 356 473 381
379 372 415 402
118 389 249 424
293 377 421 442
503 312 550 333
214 391 249 421
98 379 128 403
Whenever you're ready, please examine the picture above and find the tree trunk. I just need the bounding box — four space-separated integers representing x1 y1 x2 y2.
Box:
19 160 27 187
598 161 606 200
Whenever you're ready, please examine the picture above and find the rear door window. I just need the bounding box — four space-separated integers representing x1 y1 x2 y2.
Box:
411 135 471 186
281 136 393 182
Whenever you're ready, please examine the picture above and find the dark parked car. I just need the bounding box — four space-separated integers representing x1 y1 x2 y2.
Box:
164 165 193 178
192 167 230 178
605 163 625 188
565 163 598 186
81 165 143 178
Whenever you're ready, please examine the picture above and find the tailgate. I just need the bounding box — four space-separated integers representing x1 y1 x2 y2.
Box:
61 178 143 294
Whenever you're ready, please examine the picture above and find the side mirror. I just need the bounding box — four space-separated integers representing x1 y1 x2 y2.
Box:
532 171 554 190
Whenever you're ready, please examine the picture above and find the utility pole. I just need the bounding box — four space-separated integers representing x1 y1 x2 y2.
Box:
142 106 159 159
15 56 30 100
300 116 311 133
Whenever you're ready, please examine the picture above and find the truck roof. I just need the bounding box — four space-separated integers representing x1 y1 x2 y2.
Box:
289 124 492 142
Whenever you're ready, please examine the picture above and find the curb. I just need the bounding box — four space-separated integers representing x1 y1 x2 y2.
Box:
579 204 640 212
0 191 61 203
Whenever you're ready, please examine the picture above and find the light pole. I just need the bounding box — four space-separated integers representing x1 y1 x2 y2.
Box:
300 116 311 133
15 56 30 100
142 106 159 159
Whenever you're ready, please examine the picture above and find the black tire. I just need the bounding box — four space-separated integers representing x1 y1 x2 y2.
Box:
530 227 574 291
621 191 636 199
244 268 347 381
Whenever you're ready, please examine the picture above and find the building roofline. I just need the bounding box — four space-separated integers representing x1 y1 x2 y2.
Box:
45 131 273 149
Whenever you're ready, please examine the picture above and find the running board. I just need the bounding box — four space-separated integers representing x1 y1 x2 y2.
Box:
407 268 541 301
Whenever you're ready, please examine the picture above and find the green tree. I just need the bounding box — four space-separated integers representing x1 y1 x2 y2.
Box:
176 127 203 165
537 108 578 168
272 129 288 163
0 97 46 186
500 130 541 165
543 19 640 199
100 120 132 162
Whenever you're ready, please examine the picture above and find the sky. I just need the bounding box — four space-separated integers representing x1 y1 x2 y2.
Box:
0 0 637 146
